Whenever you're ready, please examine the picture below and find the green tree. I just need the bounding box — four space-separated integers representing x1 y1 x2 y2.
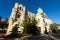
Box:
23 16 39 35
50 24 58 33
10 24 19 37
23 20 29 33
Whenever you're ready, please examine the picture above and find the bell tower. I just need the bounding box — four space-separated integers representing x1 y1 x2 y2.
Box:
6 2 25 35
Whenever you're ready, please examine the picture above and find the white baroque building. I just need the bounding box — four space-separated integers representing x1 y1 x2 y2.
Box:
6 2 53 35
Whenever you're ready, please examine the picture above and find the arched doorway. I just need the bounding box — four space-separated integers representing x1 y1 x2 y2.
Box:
37 27 41 34
44 27 48 34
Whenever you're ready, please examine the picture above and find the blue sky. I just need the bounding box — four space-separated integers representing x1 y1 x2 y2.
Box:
0 0 60 24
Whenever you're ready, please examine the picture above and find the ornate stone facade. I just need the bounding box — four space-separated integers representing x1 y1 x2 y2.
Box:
6 2 53 35
36 8 53 34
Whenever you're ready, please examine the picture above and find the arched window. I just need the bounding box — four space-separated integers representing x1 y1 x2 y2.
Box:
19 7 23 11
20 7 21 10
43 19 45 23
17 15 20 18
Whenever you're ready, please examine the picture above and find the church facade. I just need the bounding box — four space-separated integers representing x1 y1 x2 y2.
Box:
6 2 53 35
